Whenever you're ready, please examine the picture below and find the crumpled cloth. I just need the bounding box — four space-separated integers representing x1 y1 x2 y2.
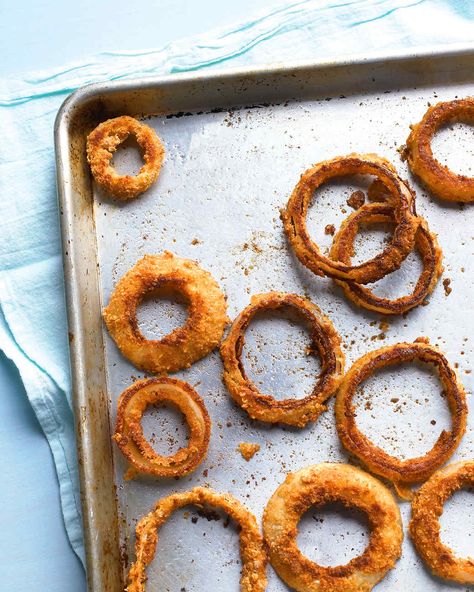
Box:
0 0 472 564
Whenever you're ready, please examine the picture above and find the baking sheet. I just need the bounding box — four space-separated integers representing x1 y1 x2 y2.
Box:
57 50 474 592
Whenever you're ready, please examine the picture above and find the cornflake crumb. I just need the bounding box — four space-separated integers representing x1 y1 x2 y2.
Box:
324 224 336 236
238 442 260 461
443 278 452 296
347 190 365 210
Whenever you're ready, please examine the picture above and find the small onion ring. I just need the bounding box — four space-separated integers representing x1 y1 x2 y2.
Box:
405 97 474 202
263 463 403 592
86 115 164 200
335 341 467 499
103 252 228 374
329 203 443 315
127 487 268 592
113 377 210 479
282 153 419 284
220 292 345 428
410 460 474 584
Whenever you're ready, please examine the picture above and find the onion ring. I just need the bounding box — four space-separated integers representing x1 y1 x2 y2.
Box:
263 463 403 592
405 97 474 202
103 252 228 374
329 203 443 315
86 115 164 200
113 377 210 479
410 460 474 584
127 487 268 592
220 292 345 427
335 341 467 499
282 153 419 284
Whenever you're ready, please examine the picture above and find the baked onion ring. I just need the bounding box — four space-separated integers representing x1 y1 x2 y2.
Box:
127 487 268 592
263 463 403 592
335 341 467 499
103 252 228 374
405 97 474 202
410 460 474 584
282 153 419 284
86 115 164 200
113 377 210 479
329 203 443 315
220 292 345 428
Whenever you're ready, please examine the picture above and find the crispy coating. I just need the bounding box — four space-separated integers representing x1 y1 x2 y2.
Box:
238 442 260 461
335 341 467 498
263 463 403 592
86 115 164 200
330 203 443 315
103 252 228 374
127 487 268 592
220 292 345 428
405 97 474 202
410 460 474 584
113 377 210 479
282 153 419 284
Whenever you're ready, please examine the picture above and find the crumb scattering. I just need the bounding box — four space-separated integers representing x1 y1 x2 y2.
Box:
238 442 260 461
347 190 365 210
324 224 336 236
443 278 452 296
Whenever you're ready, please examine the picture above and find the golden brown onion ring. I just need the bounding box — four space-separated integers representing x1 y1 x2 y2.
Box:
220 292 345 428
335 341 467 498
103 252 228 374
330 203 443 315
127 487 268 592
410 460 474 584
113 377 210 479
86 115 164 200
405 97 474 202
263 463 403 592
282 153 419 284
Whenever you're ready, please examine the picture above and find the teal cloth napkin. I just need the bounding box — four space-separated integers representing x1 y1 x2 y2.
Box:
0 0 472 565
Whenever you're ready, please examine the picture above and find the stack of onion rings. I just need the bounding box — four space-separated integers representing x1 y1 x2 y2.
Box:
87 115 165 200
263 463 403 592
329 203 443 315
405 97 474 202
335 341 467 499
282 153 419 284
127 487 268 592
103 252 228 374
220 292 345 427
410 460 474 585
113 377 210 479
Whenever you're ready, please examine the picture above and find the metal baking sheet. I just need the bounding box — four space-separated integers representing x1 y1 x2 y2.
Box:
55 47 474 592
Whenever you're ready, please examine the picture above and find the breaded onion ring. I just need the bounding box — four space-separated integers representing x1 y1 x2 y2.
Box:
282 153 419 284
127 487 268 592
263 463 403 592
410 460 474 584
329 203 443 315
86 115 164 200
103 252 228 374
220 292 345 428
113 377 210 479
405 97 474 202
335 341 467 499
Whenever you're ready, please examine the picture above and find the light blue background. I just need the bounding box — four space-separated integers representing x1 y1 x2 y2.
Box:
0 2 273 590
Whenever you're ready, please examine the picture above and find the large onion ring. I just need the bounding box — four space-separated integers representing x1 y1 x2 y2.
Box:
113 377 210 479
263 463 403 592
335 341 467 498
86 115 164 200
127 487 268 592
282 153 419 284
405 98 474 202
103 252 228 374
410 460 474 584
220 292 345 428
329 203 443 315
